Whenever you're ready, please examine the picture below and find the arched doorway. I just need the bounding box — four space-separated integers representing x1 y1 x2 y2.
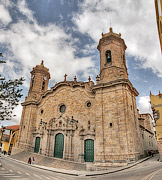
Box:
34 137 40 153
84 139 94 162
54 133 64 159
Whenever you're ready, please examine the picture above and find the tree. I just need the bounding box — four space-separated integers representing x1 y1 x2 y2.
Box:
0 53 24 121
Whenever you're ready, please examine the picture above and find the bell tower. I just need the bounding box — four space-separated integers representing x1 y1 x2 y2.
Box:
14 60 50 153
94 28 141 165
97 27 128 83
28 60 50 100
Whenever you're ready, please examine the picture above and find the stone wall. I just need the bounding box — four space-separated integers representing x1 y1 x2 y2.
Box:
157 140 162 161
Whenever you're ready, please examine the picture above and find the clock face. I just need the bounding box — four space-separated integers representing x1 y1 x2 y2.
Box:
43 76 47 80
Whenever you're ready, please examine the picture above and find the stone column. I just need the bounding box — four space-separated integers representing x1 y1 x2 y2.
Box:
68 131 74 161
78 136 84 162
45 130 50 156
63 131 69 160
49 131 54 157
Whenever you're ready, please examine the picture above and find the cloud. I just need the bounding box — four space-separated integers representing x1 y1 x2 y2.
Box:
17 0 35 22
0 0 95 86
72 0 162 77
0 2 12 26
138 96 152 115
0 0 96 123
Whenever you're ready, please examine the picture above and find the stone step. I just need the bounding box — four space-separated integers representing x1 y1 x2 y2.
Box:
11 151 86 171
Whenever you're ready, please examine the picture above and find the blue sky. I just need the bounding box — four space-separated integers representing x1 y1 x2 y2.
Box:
0 0 162 126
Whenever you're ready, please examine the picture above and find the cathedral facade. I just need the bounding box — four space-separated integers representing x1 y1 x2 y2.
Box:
14 28 144 166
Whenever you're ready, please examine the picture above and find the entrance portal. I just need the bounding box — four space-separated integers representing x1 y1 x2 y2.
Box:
54 133 64 159
34 137 40 153
84 139 94 162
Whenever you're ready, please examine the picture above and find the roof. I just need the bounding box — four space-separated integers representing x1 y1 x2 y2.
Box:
0 125 19 131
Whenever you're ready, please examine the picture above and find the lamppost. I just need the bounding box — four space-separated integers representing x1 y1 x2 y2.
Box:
70 116 78 129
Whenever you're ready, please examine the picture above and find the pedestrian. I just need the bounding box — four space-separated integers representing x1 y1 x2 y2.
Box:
28 157 31 164
32 157 35 164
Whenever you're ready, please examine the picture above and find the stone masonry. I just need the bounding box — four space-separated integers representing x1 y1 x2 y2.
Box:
12 28 156 168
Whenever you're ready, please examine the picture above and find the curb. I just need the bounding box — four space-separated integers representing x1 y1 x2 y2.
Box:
2 155 152 177
85 157 151 176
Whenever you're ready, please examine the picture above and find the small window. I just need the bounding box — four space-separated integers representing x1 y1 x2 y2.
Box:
31 79 34 90
60 104 66 113
42 81 45 90
41 110 43 114
87 101 91 108
59 121 62 127
110 123 112 127
123 54 125 62
105 50 111 63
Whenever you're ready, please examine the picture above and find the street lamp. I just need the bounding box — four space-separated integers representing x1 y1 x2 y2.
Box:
70 116 78 129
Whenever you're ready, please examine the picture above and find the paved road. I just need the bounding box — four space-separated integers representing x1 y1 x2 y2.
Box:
0 154 162 180
0 156 76 180
87 155 162 180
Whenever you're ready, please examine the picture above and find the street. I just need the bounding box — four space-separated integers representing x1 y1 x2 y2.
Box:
0 154 162 180
0 155 76 180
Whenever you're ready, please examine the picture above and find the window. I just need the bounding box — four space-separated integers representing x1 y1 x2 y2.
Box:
87 101 91 108
105 50 111 63
42 81 45 90
60 104 66 113
31 79 34 90
158 0 161 16
31 75 35 90
59 121 62 127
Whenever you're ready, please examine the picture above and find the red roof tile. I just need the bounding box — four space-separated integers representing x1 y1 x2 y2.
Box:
0 125 19 131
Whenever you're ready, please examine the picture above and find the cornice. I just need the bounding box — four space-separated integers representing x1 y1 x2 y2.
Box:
97 34 127 51
92 79 139 96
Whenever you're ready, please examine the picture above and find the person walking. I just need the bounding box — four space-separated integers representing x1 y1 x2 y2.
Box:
32 157 35 164
28 157 31 164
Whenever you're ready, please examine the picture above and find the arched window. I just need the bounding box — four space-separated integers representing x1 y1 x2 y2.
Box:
105 50 111 63
59 121 62 127
42 81 45 90
31 79 34 90
31 75 35 90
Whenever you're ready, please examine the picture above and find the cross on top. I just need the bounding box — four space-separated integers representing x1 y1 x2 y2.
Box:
88 76 91 82
64 74 67 81
74 76 77 82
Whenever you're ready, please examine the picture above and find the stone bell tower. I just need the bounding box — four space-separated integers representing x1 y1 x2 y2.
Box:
28 60 50 100
94 28 141 166
97 27 128 83
13 61 50 153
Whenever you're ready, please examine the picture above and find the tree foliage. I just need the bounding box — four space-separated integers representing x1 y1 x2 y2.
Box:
0 53 24 121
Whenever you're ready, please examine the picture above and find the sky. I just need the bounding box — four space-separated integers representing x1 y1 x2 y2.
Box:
0 0 162 127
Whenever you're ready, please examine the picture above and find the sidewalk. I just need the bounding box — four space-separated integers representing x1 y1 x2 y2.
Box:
2 154 154 177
